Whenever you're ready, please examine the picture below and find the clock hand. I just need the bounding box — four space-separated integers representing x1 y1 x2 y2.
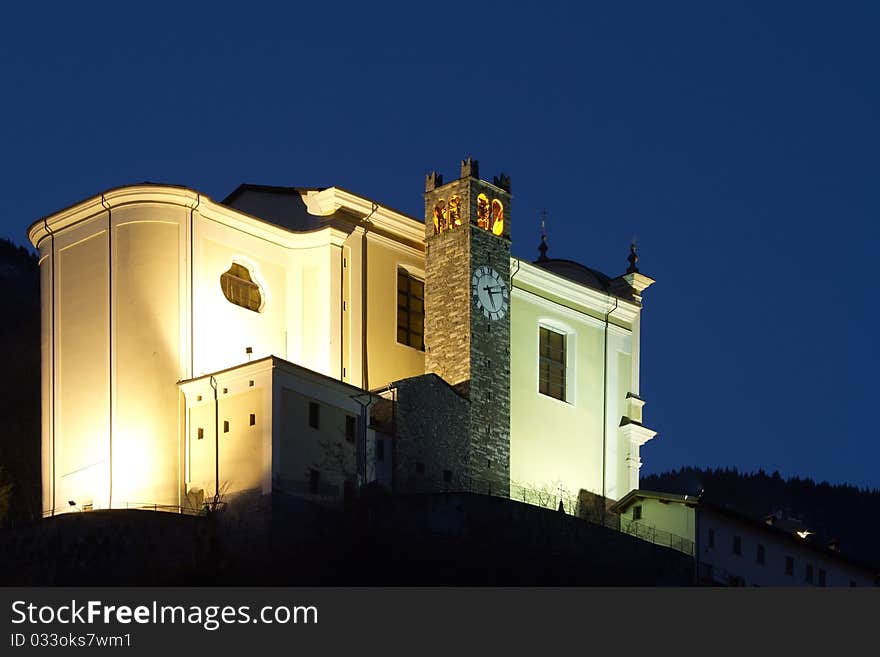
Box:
482 285 498 310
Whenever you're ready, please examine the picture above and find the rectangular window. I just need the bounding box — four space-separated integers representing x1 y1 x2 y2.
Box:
397 270 425 351
539 327 566 401
733 535 742 555
805 564 814 584
416 462 425 475
197 427 204 440
376 439 385 462
707 528 715 548
785 556 794 576
756 544 765 565
443 469 452 483
345 416 356 443
309 402 320 429
633 506 642 521
818 569 826 587
309 469 320 494
249 413 256 427
223 420 230 434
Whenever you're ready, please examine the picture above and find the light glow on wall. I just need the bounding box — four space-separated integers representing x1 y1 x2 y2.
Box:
111 426 159 507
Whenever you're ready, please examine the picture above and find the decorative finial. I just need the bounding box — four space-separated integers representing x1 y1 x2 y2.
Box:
626 240 639 274
537 210 549 262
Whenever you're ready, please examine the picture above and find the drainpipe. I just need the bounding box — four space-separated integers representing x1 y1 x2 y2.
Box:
507 258 521 493
601 297 619 520
210 376 220 509
694 501 701 584
101 195 113 509
189 194 200 378
361 203 377 390
186 194 200 512
42 219 56 516
339 244 345 380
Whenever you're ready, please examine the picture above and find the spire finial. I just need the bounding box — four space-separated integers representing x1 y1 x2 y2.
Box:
626 239 639 274
537 209 549 262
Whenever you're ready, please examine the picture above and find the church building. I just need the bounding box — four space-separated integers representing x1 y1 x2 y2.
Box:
27 157 657 516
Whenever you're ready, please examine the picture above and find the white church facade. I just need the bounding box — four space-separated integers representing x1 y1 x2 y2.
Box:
27 158 656 516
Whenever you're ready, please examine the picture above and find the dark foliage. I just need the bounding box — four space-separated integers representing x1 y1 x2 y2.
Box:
641 466 880 568
0 238 40 526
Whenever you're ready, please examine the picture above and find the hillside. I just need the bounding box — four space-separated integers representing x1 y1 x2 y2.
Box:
641 467 880 568
0 238 40 525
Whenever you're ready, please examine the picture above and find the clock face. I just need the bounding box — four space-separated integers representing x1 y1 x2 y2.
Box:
472 265 509 320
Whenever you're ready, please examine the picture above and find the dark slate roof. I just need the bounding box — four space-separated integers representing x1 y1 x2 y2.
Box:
531 258 613 293
221 184 341 232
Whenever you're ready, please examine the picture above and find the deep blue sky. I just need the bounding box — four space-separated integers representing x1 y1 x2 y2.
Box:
2 2 878 488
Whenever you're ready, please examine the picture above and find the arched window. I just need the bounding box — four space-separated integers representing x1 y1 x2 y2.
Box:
220 263 263 312
491 199 504 235
476 193 490 229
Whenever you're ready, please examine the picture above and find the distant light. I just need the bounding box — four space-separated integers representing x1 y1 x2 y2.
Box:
796 530 814 539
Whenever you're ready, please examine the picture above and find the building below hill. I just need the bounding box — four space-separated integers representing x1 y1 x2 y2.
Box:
0 494 695 586
27 157 657 517
611 490 879 586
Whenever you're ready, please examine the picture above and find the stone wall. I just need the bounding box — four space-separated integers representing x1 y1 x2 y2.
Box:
391 374 470 493
423 164 512 497
468 225 511 496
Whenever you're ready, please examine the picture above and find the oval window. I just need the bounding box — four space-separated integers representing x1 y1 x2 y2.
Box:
220 263 263 312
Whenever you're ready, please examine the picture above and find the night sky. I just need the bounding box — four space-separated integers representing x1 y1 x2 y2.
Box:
2 2 877 488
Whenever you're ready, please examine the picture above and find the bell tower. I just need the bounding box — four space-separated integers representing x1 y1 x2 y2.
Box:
424 157 511 496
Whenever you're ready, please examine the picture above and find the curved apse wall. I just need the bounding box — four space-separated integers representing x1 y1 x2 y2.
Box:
34 189 191 515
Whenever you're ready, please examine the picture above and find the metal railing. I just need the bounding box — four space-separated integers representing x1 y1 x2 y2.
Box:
508 481 693 556
509 481 578 515
39 502 220 517
619 517 694 556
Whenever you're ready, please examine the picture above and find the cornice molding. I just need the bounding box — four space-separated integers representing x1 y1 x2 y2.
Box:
511 258 641 324
302 187 424 246
28 184 353 252
513 286 633 338
365 229 425 259
28 185 199 248
619 421 657 447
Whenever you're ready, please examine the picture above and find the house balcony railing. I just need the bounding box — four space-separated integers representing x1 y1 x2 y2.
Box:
617 517 695 556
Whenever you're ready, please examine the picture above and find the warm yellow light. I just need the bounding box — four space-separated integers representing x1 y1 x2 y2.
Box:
491 199 504 235
112 426 158 506
476 194 490 229
449 195 462 226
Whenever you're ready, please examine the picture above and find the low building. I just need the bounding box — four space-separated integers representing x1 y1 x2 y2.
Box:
611 490 879 587
178 355 382 512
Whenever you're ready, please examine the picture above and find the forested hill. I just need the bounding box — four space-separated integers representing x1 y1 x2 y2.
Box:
641 467 880 568
0 238 40 525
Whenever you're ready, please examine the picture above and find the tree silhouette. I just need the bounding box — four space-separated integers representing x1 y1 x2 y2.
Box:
641 466 880 567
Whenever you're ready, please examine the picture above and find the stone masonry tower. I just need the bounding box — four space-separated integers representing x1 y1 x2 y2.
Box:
424 157 512 496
